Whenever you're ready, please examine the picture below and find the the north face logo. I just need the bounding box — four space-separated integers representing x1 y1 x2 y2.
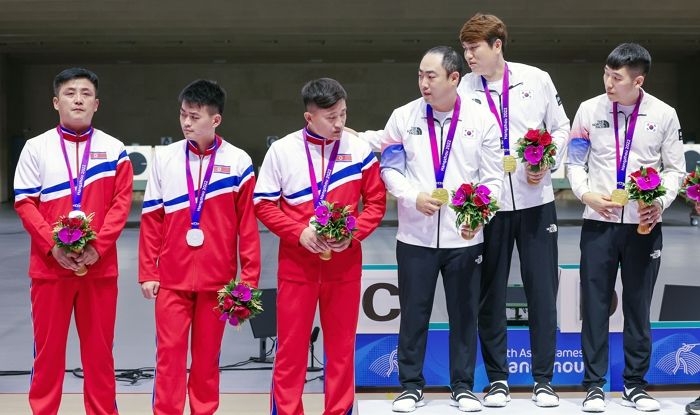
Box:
546 224 558 233
408 127 422 135
475 255 483 264
650 250 661 259
593 120 610 128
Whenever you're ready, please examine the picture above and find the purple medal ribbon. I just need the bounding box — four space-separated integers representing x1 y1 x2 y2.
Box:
185 137 219 230
303 127 340 208
613 91 644 189
481 62 510 155
57 125 94 211
426 95 461 189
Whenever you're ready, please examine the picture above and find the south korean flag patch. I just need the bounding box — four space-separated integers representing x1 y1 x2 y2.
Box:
645 122 658 133
520 89 534 100
463 127 476 138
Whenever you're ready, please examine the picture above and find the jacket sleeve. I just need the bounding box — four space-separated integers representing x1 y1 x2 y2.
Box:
657 109 686 210
253 145 307 245
357 129 386 152
379 109 420 209
235 162 261 287
138 149 164 283
354 153 386 241
566 104 592 200
13 140 55 255
541 71 571 171
92 147 133 258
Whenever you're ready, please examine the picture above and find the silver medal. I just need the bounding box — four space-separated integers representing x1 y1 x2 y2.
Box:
68 210 86 219
186 228 204 247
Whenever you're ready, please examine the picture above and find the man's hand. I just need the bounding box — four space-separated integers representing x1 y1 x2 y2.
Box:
51 245 80 271
416 192 442 216
638 200 663 231
582 192 622 219
460 224 483 240
141 281 160 299
526 166 548 185
75 244 100 267
299 226 332 254
326 237 352 252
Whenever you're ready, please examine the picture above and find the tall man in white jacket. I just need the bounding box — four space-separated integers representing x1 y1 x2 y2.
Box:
566 43 685 413
364 46 503 412
458 13 570 408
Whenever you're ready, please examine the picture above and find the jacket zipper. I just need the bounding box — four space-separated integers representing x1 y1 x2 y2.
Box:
496 91 517 210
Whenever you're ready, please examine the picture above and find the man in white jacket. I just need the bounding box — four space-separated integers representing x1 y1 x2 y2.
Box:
566 43 685 413
361 46 503 412
457 13 570 408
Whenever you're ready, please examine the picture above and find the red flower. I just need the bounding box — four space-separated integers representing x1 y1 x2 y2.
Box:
223 296 234 311
474 195 486 207
459 183 474 196
549 148 556 156
331 210 342 221
233 305 251 320
524 129 540 142
69 217 83 228
539 131 552 146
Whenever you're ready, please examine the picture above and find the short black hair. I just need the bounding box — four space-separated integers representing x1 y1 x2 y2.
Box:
178 79 226 115
53 68 99 96
301 78 347 110
606 43 651 76
423 46 465 78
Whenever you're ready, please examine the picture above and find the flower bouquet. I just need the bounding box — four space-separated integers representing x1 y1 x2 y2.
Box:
515 128 557 184
449 183 499 240
216 280 263 327
680 165 700 204
311 201 358 260
52 212 96 276
626 166 666 235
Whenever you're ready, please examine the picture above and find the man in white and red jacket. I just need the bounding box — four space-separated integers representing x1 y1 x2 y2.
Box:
138 80 260 415
254 78 386 415
14 68 133 415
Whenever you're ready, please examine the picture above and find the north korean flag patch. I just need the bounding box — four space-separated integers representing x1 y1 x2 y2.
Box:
90 151 107 159
336 154 353 162
213 165 231 174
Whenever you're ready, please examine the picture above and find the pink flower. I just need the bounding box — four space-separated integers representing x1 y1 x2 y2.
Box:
524 145 544 165
475 185 491 207
452 188 467 207
687 184 700 202
631 167 661 191
345 215 357 232
57 227 83 244
232 284 252 302
315 205 330 226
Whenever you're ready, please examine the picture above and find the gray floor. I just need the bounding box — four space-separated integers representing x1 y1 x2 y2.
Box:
1 193 698 394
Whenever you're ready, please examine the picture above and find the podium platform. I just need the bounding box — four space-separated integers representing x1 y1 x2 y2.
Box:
357 397 692 414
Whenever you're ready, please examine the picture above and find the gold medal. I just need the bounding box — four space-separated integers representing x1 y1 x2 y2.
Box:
431 188 449 206
503 155 517 173
610 189 629 206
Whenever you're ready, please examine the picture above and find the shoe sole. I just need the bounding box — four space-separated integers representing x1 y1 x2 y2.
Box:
449 398 482 412
531 394 559 407
621 399 660 412
687 406 700 415
392 400 426 412
483 395 511 407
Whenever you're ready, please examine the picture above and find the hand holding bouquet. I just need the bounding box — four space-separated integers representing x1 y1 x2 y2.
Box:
626 166 666 234
216 280 263 327
516 128 556 184
52 212 96 276
449 183 499 240
310 201 358 260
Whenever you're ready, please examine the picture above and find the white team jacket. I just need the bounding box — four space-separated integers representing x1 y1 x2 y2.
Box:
457 62 570 211
369 95 503 249
566 91 686 223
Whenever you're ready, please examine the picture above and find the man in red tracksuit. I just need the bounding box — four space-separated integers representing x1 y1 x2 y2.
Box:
14 68 133 415
138 79 261 414
254 78 386 415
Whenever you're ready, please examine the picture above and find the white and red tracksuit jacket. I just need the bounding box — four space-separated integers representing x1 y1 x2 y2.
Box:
566 91 686 223
253 130 386 282
138 137 260 290
14 127 133 278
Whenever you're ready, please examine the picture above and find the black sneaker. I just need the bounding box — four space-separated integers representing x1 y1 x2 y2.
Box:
532 382 559 407
449 389 482 412
621 386 660 411
686 396 700 415
483 381 510 407
582 386 606 412
392 389 425 412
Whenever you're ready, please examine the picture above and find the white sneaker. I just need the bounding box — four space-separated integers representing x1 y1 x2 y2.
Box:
449 389 482 412
532 382 559 407
582 387 606 412
392 389 425 412
483 381 510 407
621 387 660 412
